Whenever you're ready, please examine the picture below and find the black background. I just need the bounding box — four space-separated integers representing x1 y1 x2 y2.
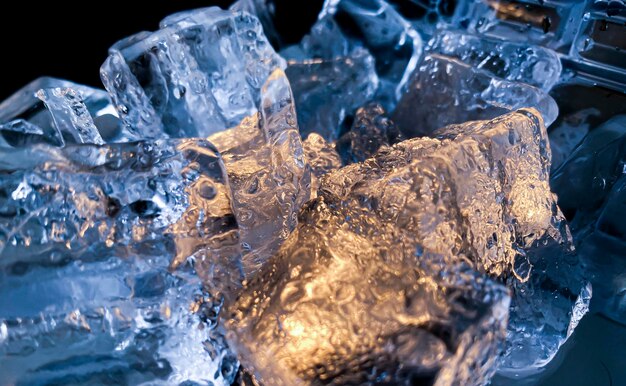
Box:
0 1 322 100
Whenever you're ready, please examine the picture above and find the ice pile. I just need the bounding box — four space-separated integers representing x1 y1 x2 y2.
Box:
3 0 626 385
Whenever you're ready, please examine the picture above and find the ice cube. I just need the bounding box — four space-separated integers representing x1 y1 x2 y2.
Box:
205 69 311 280
393 54 559 137
427 29 562 91
226 200 510 385
282 0 423 108
0 77 119 146
226 109 588 382
0 139 241 297
101 7 286 140
285 49 379 140
0 254 236 386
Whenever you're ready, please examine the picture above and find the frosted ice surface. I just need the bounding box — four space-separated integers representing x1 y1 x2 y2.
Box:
427 30 563 91
205 69 310 281
101 7 285 140
0 77 119 147
337 102 404 163
227 200 510 386
393 54 559 137
285 49 379 140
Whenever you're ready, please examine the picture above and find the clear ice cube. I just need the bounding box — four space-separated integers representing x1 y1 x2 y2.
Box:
285 49 379 140
204 69 311 281
0 139 241 297
101 7 286 140
0 77 119 147
427 29 563 91
226 200 510 385
0 137 243 384
393 54 558 137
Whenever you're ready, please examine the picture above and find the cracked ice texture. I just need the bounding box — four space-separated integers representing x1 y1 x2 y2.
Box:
393 54 559 137
100 7 286 140
226 109 588 383
0 77 119 147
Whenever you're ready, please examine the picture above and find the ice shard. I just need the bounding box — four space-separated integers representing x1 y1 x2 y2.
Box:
204 69 311 280
427 30 563 91
393 54 559 137
100 7 286 140
226 109 588 382
0 77 119 147
36 88 104 145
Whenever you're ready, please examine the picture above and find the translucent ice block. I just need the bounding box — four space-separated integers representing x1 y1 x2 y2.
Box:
226 109 589 383
0 139 241 297
285 49 379 140
227 200 510 385
0 77 118 146
427 29 562 91
204 69 311 280
0 256 237 386
101 7 286 140
393 54 558 137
